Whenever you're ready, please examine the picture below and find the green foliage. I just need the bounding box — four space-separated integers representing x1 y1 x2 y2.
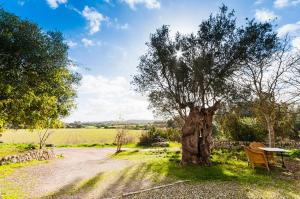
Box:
216 100 300 141
289 149 300 158
138 126 167 146
133 5 277 118
164 128 181 142
0 9 80 131
218 111 267 141
274 104 300 140
138 126 182 145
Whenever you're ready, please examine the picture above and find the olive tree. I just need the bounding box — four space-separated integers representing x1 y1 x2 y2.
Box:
133 6 277 165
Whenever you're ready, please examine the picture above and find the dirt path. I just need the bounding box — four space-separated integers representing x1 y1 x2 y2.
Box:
6 148 134 198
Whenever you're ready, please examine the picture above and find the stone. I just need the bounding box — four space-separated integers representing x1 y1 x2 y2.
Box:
151 142 169 147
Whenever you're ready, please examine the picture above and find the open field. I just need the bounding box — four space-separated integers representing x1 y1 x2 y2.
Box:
0 129 143 146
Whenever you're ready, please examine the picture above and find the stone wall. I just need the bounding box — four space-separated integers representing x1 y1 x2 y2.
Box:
213 140 300 150
0 149 54 165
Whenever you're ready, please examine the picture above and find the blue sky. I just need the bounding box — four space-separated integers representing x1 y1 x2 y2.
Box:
1 0 300 122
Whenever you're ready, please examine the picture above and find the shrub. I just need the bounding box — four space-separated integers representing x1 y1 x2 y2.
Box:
138 126 183 146
220 115 267 142
165 128 181 142
138 126 167 146
115 127 128 153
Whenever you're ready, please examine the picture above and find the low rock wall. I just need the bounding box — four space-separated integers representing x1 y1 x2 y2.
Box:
213 140 300 150
0 149 54 165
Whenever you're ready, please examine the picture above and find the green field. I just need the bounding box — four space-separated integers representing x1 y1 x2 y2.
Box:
0 129 143 146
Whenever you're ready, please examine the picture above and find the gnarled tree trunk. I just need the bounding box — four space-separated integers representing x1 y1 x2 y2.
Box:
181 103 219 166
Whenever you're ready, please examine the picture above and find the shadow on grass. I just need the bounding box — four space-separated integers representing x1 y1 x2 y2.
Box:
41 172 105 199
112 149 140 156
42 149 300 199
41 178 82 199
113 149 290 183
74 172 105 194
101 163 158 198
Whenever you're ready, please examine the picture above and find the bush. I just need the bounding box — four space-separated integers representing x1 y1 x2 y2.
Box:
165 128 181 142
138 126 183 145
138 126 167 146
220 115 267 142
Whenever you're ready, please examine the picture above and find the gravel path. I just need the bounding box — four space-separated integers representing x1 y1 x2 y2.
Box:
6 148 133 198
124 181 248 199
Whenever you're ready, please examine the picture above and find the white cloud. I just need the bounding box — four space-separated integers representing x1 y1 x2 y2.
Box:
274 0 289 7
67 57 80 72
18 0 25 6
255 9 279 22
104 0 113 5
82 6 107 35
277 21 300 37
108 18 129 30
292 37 300 49
255 0 264 4
116 23 129 30
274 0 300 8
65 75 153 122
81 38 94 47
66 40 78 48
122 0 160 10
81 38 102 47
46 0 67 9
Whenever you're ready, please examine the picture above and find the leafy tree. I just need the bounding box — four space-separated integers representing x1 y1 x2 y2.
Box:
133 5 277 165
239 35 300 147
217 109 267 142
0 9 80 135
133 6 273 165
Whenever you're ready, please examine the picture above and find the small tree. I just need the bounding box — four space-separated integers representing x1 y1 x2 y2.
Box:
115 125 128 153
133 5 277 165
240 36 300 147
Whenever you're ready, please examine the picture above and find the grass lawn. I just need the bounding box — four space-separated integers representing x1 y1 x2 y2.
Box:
112 149 300 198
1 128 143 146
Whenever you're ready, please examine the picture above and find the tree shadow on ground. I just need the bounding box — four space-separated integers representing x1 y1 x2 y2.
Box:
40 178 82 199
41 172 105 199
100 162 167 198
42 149 300 199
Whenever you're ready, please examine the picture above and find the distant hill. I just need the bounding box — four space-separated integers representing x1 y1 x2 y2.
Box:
64 120 166 129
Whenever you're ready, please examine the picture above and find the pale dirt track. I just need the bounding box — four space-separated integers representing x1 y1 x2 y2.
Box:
6 148 134 198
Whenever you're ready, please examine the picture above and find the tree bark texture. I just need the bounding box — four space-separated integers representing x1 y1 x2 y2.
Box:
266 120 275 147
264 115 275 147
181 104 218 166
